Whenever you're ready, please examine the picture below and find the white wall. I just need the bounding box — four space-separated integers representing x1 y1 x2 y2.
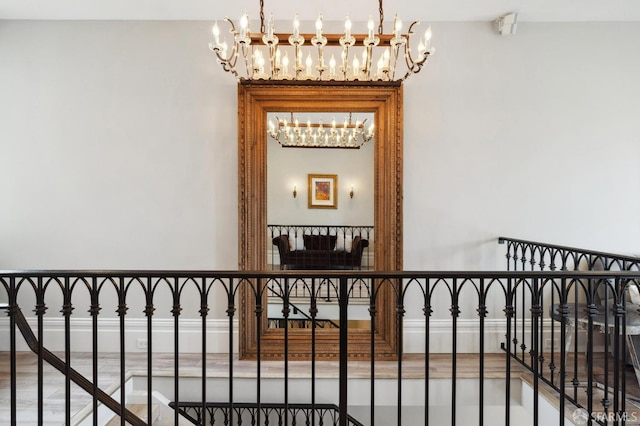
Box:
403 22 640 270
0 21 237 270
1 21 640 327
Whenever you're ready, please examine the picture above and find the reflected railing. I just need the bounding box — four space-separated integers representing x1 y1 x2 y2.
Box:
266 277 369 329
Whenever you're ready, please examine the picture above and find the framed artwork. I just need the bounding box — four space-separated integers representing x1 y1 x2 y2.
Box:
308 174 338 209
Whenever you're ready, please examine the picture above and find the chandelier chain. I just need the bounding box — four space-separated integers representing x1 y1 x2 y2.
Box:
259 0 385 33
259 0 266 34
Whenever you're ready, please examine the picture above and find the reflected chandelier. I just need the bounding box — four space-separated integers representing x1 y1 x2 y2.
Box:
268 113 374 149
209 0 434 83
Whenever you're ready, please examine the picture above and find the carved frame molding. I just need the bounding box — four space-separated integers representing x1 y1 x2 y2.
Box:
238 81 403 359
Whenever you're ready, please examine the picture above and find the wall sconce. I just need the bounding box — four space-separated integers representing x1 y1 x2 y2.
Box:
349 185 354 199
293 185 297 198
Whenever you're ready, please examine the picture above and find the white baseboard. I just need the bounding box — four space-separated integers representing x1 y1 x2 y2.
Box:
1 317 556 354
404 318 558 354
0 317 239 353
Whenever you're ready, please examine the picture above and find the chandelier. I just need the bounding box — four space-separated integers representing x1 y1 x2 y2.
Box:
268 113 374 149
209 0 434 83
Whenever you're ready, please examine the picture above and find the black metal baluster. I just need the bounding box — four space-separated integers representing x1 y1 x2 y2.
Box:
521 274 526 361
256 278 263 426
145 277 155 426
36 277 46 426
613 279 623 426
89 276 99 426
227 277 237 426
604 279 612 420
172 277 181 426
310 278 318 426
572 276 580 403
450 278 459 426
117 277 127 426
538 282 545 381
397 278 405 426
558 278 569 426
477 278 487 426
586 279 596 422
531 277 540 426
200 277 209 426
339 276 348 426
63 276 72 426
424 278 432 426
9 277 17 426
549 280 557 388
621 280 628 426
283 277 290 426
504 277 514 426
370 278 377 426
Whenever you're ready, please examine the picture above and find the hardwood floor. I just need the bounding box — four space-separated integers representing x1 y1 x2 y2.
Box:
2 350 639 425
1 351 524 425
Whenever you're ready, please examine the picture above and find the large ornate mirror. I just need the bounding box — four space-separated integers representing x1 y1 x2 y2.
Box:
238 81 403 359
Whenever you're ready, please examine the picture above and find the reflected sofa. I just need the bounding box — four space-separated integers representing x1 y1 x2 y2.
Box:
272 234 369 270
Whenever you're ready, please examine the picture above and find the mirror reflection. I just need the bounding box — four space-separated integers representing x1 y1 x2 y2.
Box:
266 111 375 329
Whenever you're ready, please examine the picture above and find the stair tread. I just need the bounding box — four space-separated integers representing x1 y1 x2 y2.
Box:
105 404 158 426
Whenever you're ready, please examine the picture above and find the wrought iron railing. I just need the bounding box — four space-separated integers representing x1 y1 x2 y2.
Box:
170 402 364 426
499 236 640 272
499 237 640 426
2 238 640 425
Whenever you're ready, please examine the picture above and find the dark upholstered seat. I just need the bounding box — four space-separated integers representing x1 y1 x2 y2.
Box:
272 234 369 270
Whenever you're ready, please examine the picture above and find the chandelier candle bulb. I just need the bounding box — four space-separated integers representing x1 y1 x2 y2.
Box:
329 55 336 77
368 16 375 39
282 52 289 76
315 14 323 39
394 16 402 39
293 14 300 39
305 53 313 77
240 13 248 38
345 16 352 39
212 22 220 45
267 13 275 39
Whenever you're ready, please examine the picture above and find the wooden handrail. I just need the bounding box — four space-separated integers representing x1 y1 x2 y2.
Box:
10 306 147 426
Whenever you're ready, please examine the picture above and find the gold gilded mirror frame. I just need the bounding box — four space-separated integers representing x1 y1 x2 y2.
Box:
238 81 403 359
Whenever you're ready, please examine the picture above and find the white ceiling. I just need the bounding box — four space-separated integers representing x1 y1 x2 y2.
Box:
1 0 640 22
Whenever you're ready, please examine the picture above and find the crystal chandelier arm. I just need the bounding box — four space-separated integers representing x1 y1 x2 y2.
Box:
208 18 241 78
401 21 423 79
388 43 401 81
400 21 430 81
